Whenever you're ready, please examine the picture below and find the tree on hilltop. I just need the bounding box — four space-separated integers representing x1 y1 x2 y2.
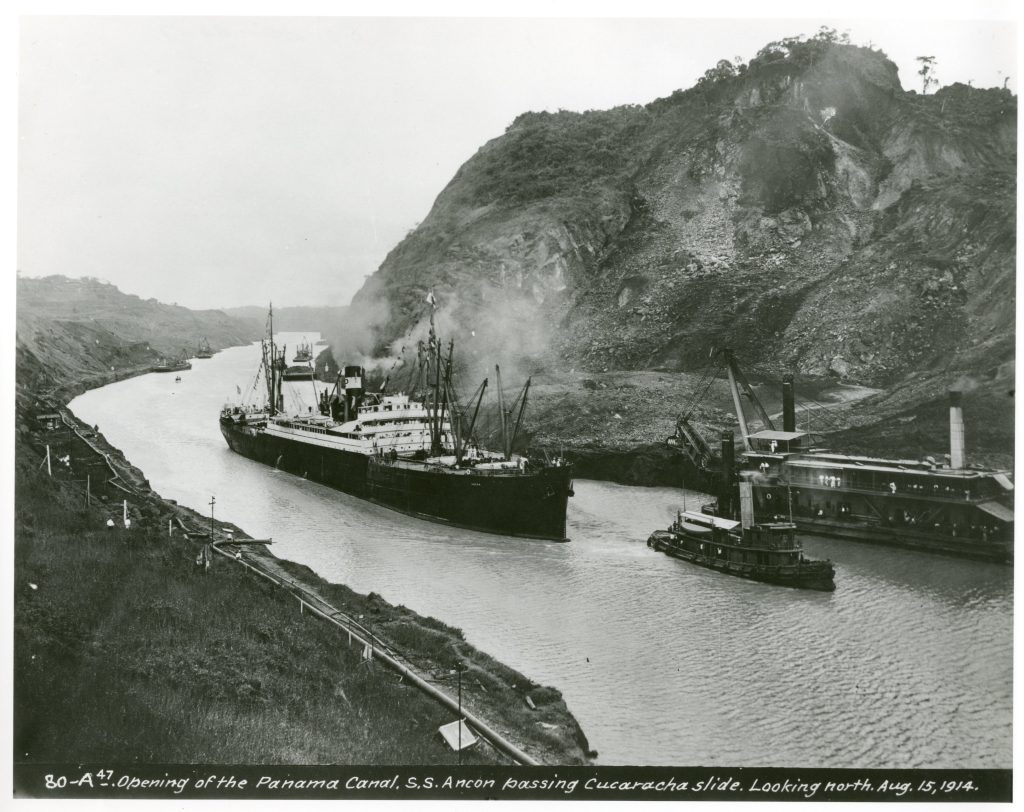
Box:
917 56 938 94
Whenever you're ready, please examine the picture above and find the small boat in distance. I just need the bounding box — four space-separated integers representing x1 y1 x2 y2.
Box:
293 338 313 363
647 480 836 591
195 337 214 359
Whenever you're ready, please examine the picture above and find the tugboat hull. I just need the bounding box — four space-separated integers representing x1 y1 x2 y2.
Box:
646 521 836 592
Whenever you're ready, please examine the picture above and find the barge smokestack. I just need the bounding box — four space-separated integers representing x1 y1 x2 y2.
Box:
739 478 755 530
949 390 965 469
782 375 796 433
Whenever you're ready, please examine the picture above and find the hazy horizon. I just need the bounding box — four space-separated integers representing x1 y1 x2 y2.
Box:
18 13 1017 311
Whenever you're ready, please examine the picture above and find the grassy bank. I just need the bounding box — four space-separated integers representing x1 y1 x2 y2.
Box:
14 405 592 764
14 449 499 764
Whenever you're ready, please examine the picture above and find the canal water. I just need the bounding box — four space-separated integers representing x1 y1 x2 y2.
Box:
69 335 1012 768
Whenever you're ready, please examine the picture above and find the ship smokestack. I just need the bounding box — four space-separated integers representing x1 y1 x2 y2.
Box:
949 390 965 469
344 365 365 419
344 366 364 395
720 430 735 518
739 478 755 531
782 375 796 433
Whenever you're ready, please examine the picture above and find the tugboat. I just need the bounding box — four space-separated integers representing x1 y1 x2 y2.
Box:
219 304 574 541
648 478 835 591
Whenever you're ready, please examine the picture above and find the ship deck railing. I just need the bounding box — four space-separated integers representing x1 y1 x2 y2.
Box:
668 530 801 553
375 457 559 477
780 477 994 504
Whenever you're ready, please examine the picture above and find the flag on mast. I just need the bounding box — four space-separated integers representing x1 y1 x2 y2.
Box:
426 289 436 308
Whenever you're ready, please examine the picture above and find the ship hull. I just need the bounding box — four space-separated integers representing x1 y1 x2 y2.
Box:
152 364 191 373
282 368 314 381
220 418 572 541
751 481 1013 564
647 530 836 592
777 514 1011 563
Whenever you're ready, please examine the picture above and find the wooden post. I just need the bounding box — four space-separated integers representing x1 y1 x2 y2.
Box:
86 474 91 506
46 445 51 477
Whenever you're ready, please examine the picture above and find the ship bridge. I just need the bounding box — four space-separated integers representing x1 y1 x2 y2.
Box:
747 430 810 455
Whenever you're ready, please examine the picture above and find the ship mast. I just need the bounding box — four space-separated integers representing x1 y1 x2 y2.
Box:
441 339 455 452
507 378 532 457
428 304 443 456
265 303 284 416
458 377 488 464
270 304 278 416
264 304 275 414
441 346 463 460
495 365 509 460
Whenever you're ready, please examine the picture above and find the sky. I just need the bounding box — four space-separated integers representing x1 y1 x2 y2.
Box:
16 4 1019 310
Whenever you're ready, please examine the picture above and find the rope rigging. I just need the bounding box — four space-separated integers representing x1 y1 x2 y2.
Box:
722 359 847 432
791 395 845 431
678 351 723 423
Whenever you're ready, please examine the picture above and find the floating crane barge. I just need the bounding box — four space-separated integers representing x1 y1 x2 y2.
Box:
670 351 1013 563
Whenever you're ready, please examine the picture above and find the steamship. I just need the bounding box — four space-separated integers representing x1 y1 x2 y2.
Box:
219 307 573 541
152 349 192 373
673 350 1014 563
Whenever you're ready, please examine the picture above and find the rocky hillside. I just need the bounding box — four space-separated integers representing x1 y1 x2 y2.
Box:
16 275 260 405
346 34 1015 459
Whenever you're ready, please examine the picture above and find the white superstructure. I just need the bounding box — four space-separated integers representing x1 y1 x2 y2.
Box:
259 393 454 457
